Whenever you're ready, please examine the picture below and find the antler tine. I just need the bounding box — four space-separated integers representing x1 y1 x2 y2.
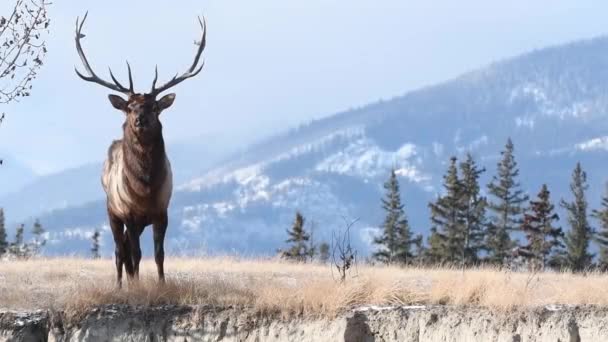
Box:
107 62 135 93
108 67 127 90
126 61 134 93
187 16 206 73
151 16 207 96
74 12 97 82
76 11 88 42
151 65 159 93
74 12 134 95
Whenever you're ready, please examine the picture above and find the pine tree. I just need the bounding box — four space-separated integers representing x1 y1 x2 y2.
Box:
428 157 464 264
411 233 425 265
373 168 415 265
426 227 445 264
519 184 563 271
395 217 417 265
592 183 608 270
561 162 593 271
9 224 26 258
458 154 487 265
91 229 101 259
31 219 45 256
486 138 528 265
308 220 317 262
319 242 330 264
0 208 7 256
548 250 568 270
281 211 310 262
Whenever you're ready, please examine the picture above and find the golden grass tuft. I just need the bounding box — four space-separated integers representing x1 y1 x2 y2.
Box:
2 257 608 317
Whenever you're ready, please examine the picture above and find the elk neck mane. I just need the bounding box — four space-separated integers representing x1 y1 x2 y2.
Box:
120 122 168 201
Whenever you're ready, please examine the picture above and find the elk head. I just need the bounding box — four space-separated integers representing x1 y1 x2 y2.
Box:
74 12 206 140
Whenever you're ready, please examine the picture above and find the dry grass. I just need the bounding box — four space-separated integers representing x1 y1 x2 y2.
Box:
2 257 608 317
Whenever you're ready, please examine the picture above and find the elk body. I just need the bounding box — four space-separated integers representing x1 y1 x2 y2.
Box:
74 13 206 286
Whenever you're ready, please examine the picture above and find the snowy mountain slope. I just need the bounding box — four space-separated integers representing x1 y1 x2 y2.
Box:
26 36 608 256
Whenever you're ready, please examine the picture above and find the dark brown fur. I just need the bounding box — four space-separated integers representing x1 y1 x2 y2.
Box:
74 13 206 287
103 94 174 287
120 119 167 212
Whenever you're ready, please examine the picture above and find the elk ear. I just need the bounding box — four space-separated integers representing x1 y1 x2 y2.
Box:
108 94 127 111
158 93 176 112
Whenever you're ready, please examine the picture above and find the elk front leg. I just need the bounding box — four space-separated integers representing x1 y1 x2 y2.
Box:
109 214 126 288
126 224 143 280
153 212 168 283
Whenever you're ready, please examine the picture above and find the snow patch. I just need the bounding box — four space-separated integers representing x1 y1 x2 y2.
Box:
432 142 444 157
179 127 365 192
315 138 429 182
575 136 608 151
509 82 593 120
515 116 535 129
270 126 365 163
47 227 98 245
457 135 489 153
212 202 236 217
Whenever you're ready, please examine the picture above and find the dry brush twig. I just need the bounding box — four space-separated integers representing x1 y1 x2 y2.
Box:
331 216 359 282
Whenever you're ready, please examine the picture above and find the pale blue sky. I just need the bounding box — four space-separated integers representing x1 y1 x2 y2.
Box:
1 0 608 174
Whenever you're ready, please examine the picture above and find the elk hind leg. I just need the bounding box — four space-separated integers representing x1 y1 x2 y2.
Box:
122 235 134 279
153 212 168 283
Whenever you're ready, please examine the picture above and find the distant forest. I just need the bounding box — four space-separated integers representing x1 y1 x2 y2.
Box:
280 137 608 272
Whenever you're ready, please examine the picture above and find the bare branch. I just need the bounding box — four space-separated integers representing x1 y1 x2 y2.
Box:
331 216 359 282
0 0 50 104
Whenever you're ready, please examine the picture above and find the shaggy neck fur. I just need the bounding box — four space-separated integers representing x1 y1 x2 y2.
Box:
121 122 167 205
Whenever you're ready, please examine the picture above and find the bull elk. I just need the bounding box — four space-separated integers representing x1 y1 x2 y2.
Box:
74 12 206 287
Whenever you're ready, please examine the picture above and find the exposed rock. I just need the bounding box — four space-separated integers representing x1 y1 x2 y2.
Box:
1 305 608 341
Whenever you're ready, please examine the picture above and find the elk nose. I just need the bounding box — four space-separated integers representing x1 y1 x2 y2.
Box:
135 115 146 127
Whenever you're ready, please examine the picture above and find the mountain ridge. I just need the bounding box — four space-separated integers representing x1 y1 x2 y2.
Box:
10 35 608 257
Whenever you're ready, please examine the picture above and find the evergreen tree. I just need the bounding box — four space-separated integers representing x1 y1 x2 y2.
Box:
411 233 425 265
592 183 608 270
373 168 415 265
319 242 330 264
0 208 7 256
458 154 487 265
428 157 464 264
9 224 26 258
91 230 101 259
395 217 417 265
281 211 310 262
31 219 45 256
547 249 568 270
426 227 445 265
486 138 528 265
561 163 593 271
519 184 563 270
308 221 317 261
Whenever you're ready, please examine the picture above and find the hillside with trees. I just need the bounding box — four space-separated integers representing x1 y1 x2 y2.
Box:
11 35 608 258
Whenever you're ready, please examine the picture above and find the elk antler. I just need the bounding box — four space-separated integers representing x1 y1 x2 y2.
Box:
74 12 135 95
150 16 206 97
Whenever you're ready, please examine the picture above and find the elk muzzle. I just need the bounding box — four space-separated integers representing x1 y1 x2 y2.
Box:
134 114 147 128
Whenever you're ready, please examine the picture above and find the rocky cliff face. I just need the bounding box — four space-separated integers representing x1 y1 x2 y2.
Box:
2 305 608 342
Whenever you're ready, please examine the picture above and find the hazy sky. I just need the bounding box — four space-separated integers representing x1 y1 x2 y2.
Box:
1 1 608 174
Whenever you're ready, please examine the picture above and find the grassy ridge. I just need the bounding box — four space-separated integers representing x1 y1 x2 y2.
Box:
1 257 607 317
